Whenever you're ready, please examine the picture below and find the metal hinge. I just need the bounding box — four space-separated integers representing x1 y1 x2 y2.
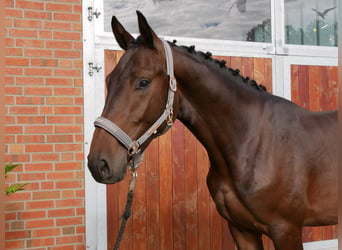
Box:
88 7 101 21
88 62 102 76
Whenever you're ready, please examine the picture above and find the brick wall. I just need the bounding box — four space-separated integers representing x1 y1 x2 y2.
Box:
4 0 85 249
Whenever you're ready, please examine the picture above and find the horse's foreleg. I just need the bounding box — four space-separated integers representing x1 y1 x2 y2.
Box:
269 223 303 250
229 222 264 250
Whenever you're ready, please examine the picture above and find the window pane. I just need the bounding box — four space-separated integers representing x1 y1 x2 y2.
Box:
104 0 271 42
285 0 338 46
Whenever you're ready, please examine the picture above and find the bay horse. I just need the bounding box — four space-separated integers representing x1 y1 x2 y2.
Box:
87 11 338 250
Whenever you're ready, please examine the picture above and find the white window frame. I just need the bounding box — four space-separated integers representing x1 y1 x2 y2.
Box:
83 0 338 249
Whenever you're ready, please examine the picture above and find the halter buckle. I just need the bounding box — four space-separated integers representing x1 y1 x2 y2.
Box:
170 77 177 92
128 141 138 157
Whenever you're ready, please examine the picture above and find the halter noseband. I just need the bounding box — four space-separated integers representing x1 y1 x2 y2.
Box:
94 39 177 170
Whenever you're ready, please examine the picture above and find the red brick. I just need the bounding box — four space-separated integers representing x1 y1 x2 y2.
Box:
6 47 23 56
54 87 81 96
19 172 46 182
46 77 73 86
5 201 24 212
6 8 23 18
47 134 73 143
16 96 45 105
50 245 75 250
16 0 44 10
31 58 58 67
5 230 31 240
48 208 75 217
10 221 25 230
26 144 53 152
24 163 53 171
26 200 54 210
10 28 38 38
17 135 45 143
24 86 53 95
39 106 53 115
56 180 82 189
17 116 45 124
54 107 81 115
44 21 71 31
53 13 80 22
46 40 73 49
18 210 46 220
53 31 80 40
46 96 74 105
32 228 60 238
24 48 53 57
56 199 83 208
46 3 73 12
24 10 52 20
56 217 82 227
54 50 81 59
55 125 82 133
55 162 82 171
26 237 55 247
24 125 53 134
56 235 83 245
5 57 29 66
5 240 25 249
5 125 23 134
14 19 42 28
9 106 38 115
55 144 82 152
32 191 60 200
47 116 74 124
5 86 23 95
47 171 75 180
24 68 53 77
16 38 44 48
16 76 44 85
31 153 59 162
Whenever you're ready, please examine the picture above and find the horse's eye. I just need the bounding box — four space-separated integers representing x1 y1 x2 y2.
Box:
136 79 151 89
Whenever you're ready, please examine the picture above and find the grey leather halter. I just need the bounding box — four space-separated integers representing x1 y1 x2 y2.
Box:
93 39 177 171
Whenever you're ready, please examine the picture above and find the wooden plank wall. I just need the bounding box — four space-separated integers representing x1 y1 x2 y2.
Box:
104 50 337 249
291 65 338 243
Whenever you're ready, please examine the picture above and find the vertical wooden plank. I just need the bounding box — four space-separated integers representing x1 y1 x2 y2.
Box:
298 65 310 109
291 65 299 104
132 156 147 250
197 143 210 250
209 199 222 250
253 58 265 86
241 57 254 80
184 128 198 250
117 176 133 250
159 131 173 250
172 121 186 250
308 65 320 111
264 58 272 92
328 66 338 109
319 66 330 111
107 182 119 250
145 139 160 250
231 56 242 72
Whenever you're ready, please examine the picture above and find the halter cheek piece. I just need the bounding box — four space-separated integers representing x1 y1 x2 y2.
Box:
93 39 177 171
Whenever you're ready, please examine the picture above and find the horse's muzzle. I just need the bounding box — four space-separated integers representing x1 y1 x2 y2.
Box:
87 156 126 184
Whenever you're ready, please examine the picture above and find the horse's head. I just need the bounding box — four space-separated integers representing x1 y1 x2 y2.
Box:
87 11 177 184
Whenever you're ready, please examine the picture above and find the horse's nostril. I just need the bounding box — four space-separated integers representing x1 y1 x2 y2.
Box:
99 160 112 179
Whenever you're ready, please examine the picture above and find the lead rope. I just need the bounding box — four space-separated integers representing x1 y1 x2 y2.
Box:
113 156 139 250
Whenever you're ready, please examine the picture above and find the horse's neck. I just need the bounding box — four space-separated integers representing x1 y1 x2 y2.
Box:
173 47 265 170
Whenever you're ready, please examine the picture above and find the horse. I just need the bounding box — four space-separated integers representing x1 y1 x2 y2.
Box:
87 11 338 250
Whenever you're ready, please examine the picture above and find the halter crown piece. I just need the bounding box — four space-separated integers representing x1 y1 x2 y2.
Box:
94 39 177 172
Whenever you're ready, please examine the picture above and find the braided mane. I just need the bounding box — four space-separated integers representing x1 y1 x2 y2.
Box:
171 40 268 93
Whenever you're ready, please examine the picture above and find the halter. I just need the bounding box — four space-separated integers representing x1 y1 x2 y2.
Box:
94 39 177 172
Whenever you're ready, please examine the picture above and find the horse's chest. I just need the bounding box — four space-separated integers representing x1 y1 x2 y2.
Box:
206 169 268 232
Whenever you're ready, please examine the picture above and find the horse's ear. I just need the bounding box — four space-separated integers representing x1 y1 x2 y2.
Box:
111 16 134 50
136 10 159 50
